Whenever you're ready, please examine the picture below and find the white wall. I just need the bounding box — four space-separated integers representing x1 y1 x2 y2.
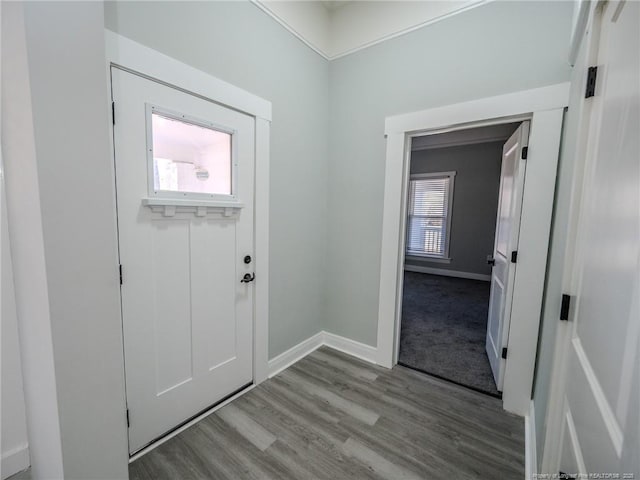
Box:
1 175 30 479
23 2 129 477
326 0 574 346
3 2 129 478
105 1 330 359
0 6 30 477
1 2 64 477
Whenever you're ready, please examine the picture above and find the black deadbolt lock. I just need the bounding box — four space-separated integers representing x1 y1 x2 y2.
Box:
244 255 252 264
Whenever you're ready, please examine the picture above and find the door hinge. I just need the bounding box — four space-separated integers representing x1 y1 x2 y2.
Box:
119 264 123 285
560 294 571 321
585 66 598 98
126 409 130 428
501 347 508 359
112 101 115 125
511 251 518 263
521 146 528 160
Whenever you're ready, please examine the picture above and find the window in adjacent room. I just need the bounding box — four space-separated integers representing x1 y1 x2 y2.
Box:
406 172 456 259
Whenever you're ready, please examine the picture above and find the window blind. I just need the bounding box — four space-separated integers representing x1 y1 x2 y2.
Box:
406 176 451 257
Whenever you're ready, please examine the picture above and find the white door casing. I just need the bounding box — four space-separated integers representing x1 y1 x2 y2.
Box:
378 84 568 415
486 121 529 391
112 67 255 453
552 1 639 476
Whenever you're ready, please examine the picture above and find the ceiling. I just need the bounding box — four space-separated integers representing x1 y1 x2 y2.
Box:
411 123 521 151
320 1 351 12
255 1 486 60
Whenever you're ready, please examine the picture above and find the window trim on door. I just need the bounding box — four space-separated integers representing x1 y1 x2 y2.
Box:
405 171 456 261
145 103 239 202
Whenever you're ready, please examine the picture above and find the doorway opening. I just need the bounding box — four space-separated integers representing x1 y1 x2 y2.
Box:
377 84 567 415
398 122 524 398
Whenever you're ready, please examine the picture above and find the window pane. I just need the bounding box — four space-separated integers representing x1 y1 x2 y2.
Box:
411 178 449 216
152 112 232 195
407 217 445 255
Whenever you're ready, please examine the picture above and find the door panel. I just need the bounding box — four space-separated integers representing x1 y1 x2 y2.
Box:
487 276 504 350
151 219 193 395
112 68 255 453
495 149 516 257
486 121 529 390
559 1 639 476
192 219 240 370
559 405 586 473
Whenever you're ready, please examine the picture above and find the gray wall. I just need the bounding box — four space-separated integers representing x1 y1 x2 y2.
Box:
326 0 574 346
104 1 330 358
406 142 503 277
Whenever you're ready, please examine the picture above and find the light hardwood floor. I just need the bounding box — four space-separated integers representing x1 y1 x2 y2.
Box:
130 347 524 479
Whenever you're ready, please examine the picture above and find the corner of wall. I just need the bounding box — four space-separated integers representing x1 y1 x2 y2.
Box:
267 330 378 378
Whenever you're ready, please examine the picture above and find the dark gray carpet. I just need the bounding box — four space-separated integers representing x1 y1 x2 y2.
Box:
399 272 500 397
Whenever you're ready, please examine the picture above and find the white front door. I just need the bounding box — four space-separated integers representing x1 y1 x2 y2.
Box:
112 68 255 454
558 1 639 475
486 121 529 390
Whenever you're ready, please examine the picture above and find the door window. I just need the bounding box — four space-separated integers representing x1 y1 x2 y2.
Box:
148 106 235 198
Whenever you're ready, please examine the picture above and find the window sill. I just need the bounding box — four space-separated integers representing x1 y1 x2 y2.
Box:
142 197 244 218
405 254 452 264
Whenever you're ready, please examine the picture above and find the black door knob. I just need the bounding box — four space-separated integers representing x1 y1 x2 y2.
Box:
244 255 252 264
241 273 255 283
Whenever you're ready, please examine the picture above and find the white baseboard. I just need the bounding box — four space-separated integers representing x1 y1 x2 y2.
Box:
268 331 377 378
323 331 377 364
1 444 29 480
525 400 538 480
268 331 324 378
404 264 491 282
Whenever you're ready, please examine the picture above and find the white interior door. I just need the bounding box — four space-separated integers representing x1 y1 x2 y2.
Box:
486 121 529 390
557 1 639 476
112 68 255 454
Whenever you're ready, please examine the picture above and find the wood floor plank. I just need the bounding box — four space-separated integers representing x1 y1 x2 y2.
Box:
342 437 425 480
215 403 276 451
310 348 380 381
280 368 380 426
129 346 525 479
194 415 291 480
240 382 351 449
265 438 379 480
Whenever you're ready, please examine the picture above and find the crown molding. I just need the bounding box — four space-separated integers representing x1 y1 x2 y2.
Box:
328 1 487 60
252 0 489 61
251 1 330 60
